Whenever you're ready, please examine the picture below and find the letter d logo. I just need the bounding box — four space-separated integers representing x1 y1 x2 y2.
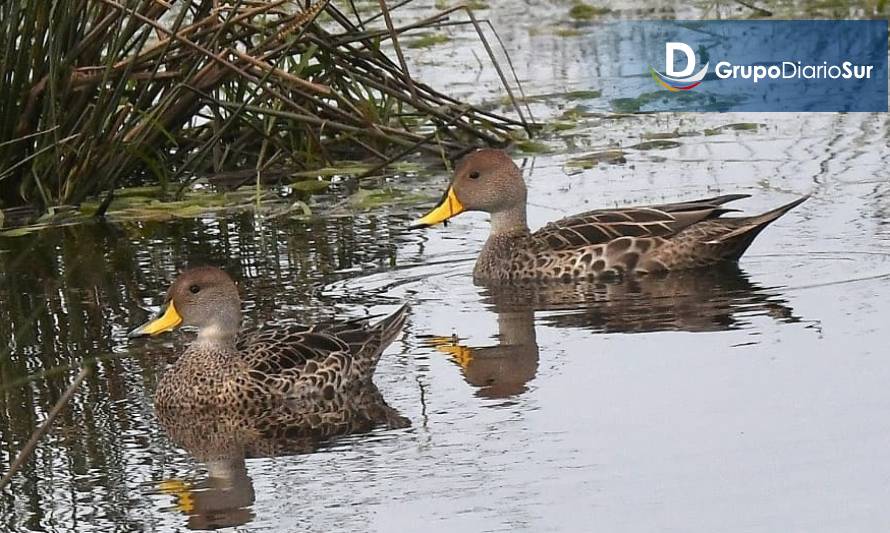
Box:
666 42 696 77
650 41 709 91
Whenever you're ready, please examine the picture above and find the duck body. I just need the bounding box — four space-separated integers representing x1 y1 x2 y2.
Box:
130 267 408 410
153 318 399 409
412 149 809 283
472 193 808 282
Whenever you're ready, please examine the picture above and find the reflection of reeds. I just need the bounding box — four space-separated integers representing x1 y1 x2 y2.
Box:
0 367 89 491
0 1 523 215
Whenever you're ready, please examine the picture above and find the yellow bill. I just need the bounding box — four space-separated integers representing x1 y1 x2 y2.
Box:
128 301 183 337
410 187 464 228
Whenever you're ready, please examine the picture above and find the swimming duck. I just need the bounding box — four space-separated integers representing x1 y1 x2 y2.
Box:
411 149 808 282
129 266 408 409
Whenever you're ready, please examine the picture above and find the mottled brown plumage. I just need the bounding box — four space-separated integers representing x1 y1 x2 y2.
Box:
129 266 408 409
412 149 809 283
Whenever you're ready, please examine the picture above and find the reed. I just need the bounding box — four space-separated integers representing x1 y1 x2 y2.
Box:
0 0 524 218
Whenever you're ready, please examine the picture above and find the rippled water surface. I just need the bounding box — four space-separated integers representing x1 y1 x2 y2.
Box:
3 1 890 532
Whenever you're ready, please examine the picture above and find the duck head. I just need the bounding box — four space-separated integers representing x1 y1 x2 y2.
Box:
129 266 242 341
411 149 527 231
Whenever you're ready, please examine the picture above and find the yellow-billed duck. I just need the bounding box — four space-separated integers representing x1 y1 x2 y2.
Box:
129 266 408 409
411 149 808 283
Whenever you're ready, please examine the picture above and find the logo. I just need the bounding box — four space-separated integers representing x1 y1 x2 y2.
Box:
623 21 885 111
650 38 877 93
650 42 708 91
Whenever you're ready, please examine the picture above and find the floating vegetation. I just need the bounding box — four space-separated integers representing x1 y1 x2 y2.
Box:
547 121 581 132
567 149 627 168
515 140 554 154
435 0 490 10
628 140 682 151
611 90 746 113
565 136 686 171
346 188 430 211
0 0 527 227
558 106 590 121
290 163 373 179
555 27 584 37
610 93 668 113
641 131 688 140
528 25 584 37
81 188 259 221
406 33 452 48
704 123 763 135
568 3 612 20
289 179 332 193
489 90 601 112
522 90 602 103
616 91 722 113
611 98 650 114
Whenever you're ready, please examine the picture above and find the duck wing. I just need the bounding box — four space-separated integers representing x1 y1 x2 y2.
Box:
530 194 750 251
237 325 352 376
236 305 408 381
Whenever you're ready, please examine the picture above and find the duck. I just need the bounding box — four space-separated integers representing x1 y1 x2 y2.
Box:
410 149 809 283
128 266 408 409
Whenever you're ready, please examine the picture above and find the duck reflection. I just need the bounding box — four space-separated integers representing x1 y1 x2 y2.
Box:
426 265 799 398
155 381 408 530
426 308 538 399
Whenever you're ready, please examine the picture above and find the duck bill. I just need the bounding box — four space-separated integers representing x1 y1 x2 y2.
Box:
410 187 464 228
128 301 183 338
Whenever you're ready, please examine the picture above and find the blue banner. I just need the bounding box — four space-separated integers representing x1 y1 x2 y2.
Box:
604 20 887 112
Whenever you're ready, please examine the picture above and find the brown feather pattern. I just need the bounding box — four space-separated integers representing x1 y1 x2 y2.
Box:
154 305 408 409
415 149 806 283
473 194 808 282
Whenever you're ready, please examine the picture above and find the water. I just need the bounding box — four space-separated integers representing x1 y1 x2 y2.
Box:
3 1 890 531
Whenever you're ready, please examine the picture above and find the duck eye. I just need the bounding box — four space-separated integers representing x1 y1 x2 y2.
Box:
189 284 201 294
468 171 480 180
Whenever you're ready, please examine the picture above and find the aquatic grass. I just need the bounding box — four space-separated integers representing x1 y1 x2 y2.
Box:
0 0 526 223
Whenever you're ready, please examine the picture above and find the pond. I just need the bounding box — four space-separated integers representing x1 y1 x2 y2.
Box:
3 1 890 531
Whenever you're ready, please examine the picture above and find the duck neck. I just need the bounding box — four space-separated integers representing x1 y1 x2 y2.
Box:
194 317 240 349
489 203 529 237
475 205 529 282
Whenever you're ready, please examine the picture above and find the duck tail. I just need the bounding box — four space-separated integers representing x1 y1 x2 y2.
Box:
745 194 811 228
716 194 810 260
372 303 410 351
347 303 409 374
